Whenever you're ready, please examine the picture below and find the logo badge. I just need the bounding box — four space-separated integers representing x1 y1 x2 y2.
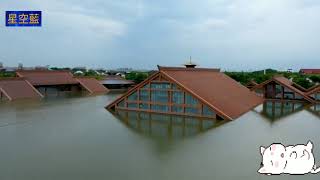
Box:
6 11 41 27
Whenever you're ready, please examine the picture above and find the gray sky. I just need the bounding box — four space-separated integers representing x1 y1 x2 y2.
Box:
1 0 320 71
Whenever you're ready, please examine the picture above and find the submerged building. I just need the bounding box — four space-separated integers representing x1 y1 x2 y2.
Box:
100 75 135 90
106 65 263 121
0 70 109 101
251 75 320 104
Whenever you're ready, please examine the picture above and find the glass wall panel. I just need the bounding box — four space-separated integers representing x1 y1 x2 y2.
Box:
316 93 320 100
284 87 293 93
275 84 282 98
295 93 303 100
139 103 149 110
118 100 125 107
128 91 138 101
128 102 138 109
283 93 294 99
185 107 200 115
185 93 198 106
151 105 169 112
150 82 171 89
203 105 215 116
151 90 168 103
172 84 178 89
172 106 183 113
172 91 184 104
141 84 150 89
266 84 273 98
140 90 149 101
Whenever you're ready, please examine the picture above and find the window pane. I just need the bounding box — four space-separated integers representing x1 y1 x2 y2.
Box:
128 102 138 109
141 84 150 89
275 84 282 98
151 90 168 103
151 105 169 112
203 105 215 116
185 107 200 115
140 90 149 101
128 91 138 101
185 93 198 106
172 91 184 104
150 82 170 89
139 103 149 110
295 93 303 100
117 100 125 107
172 106 183 113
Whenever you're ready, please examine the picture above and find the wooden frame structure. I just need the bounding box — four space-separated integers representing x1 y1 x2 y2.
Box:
251 76 315 103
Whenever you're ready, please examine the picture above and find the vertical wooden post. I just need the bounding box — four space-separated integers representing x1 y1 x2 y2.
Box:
273 83 276 99
183 92 186 113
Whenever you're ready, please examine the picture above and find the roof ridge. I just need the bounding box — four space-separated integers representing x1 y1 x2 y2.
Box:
158 65 220 72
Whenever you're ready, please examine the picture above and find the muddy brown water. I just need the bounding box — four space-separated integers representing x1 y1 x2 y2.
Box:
0 93 319 180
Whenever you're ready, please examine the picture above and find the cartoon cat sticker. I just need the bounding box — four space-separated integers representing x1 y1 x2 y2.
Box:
258 141 320 175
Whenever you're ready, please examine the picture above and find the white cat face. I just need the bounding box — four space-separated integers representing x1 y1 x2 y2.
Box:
258 143 287 174
258 141 318 175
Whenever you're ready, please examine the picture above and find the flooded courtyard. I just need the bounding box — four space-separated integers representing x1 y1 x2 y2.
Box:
0 93 320 180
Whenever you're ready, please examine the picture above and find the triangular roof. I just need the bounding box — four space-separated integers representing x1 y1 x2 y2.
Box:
252 76 315 103
107 66 263 120
76 77 109 94
0 78 43 100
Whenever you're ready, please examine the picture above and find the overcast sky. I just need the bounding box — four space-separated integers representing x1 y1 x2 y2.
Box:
1 0 320 71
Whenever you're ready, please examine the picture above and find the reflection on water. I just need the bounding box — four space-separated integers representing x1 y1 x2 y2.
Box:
112 110 227 138
255 100 305 120
308 104 320 117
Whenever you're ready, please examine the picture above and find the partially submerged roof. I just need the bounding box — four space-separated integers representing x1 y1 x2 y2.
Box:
76 77 109 94
158 66 263 120
107 66 263 120
16 70 78 86
0 78 43 100
252 76 315 103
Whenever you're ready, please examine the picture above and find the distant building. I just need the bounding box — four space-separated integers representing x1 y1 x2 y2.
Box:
0 62 3 68
299 69 320 75
100 75 135 90
0 70 109 101
106 65 263 121
251 75 318 103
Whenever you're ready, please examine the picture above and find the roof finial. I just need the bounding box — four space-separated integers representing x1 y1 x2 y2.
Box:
184 56 197 68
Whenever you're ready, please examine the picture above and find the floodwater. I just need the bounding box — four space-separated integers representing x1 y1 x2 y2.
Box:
0 93 320 180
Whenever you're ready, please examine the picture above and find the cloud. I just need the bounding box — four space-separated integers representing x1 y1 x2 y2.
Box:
1 0 320 70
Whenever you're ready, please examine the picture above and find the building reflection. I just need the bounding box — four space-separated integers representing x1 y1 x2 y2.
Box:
112 110 227 138
257 100 305 120
307 104 320 117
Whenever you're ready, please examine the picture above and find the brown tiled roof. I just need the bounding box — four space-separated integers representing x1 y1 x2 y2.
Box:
252 76 315 103
299 69 320 74
76 77 109 94
159 66 263 120
16 70 78 86
0 78 43 100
